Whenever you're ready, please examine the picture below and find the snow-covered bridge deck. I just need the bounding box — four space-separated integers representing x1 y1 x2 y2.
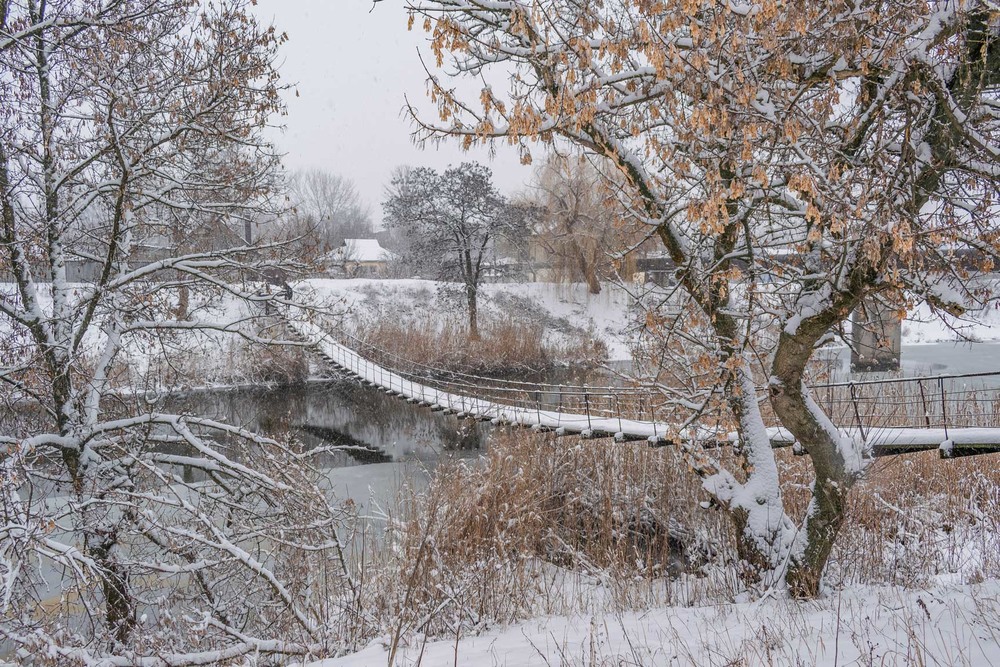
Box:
288 319 1000 458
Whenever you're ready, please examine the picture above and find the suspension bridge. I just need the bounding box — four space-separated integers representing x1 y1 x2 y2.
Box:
287 317 1000 459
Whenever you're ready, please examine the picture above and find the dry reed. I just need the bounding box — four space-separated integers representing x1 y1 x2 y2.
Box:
351 429 1000 649
355 315 606 376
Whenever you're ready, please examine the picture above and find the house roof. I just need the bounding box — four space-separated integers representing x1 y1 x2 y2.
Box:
332 238 395 263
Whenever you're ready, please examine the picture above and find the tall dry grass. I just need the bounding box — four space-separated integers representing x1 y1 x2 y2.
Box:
347 429 1000 652
348 431 729 655
830 452 1000 586
769 446 1000 586
356 315 607 376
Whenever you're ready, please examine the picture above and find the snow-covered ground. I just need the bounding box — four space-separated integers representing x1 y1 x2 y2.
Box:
6 278 1000 376
297 278 1000 365
310 580 1000 666
297 279 637 361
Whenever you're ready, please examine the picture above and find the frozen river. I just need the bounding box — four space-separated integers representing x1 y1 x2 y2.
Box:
899 342 1000 379
817 341 1000 387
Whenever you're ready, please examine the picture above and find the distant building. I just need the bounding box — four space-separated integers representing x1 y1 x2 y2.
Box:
633 252 678 286
323 238 396 278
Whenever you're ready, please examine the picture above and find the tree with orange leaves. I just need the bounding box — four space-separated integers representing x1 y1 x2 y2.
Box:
403 0 1000 597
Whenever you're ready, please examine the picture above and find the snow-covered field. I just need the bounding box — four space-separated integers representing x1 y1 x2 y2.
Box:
296 278 638 361
296 278 1000 364
6 278 1000 377
311 580 1000 666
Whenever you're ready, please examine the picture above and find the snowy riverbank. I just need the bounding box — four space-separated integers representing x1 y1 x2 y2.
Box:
297 277 1000 363
6 279 1000 374
310 579 1000 666
296 279 639 362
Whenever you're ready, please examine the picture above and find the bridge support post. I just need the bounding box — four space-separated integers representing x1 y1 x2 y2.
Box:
850 299 901 373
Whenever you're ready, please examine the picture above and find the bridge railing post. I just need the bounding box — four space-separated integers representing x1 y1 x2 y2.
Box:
918 379 931 428
584 385 592 431
648 394 658 441
826 369 834 417
850 382 866 443
939 377 949 441
557 384 563 428
614 393 622 435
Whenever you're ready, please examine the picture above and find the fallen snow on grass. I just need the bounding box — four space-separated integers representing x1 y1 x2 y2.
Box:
297 279 638 361
310 580 1000 666
297 277 1000 364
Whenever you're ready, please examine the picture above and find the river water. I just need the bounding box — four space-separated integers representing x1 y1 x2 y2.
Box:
159 376 493 510
157 340 1000 509
816 342 1000 387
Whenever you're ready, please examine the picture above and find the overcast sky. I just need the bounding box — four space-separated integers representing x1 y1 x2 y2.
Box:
252 0 533 216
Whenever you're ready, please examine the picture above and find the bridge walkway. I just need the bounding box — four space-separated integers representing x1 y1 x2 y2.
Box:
287 317 1000 459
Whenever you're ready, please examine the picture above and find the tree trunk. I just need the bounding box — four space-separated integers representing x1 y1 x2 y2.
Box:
466 283 480 340
651 218 794 588
770 326 860 598
91 538 135 646
584 265 601 295
571 240 601 294
785 461 849 597
176 281 189 320
724 360 794 582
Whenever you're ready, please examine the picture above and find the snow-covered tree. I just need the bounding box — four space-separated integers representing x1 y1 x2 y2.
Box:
382 162 532 339
286 168 373 252
0 1 355 662
403 0 1000 596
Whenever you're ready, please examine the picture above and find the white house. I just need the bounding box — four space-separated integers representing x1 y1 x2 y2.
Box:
323 238 396 277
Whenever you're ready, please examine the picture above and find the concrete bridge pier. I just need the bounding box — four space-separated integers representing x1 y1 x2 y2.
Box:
851 299 901 373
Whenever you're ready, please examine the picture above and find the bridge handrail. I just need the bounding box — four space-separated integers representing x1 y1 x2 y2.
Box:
819 369 1000 388
298 313 1000 439
290 313 1000 448
368 358 651 397
324 319 1000 399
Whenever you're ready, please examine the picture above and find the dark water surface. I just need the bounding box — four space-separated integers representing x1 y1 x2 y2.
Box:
158 376 496 507
165 378 489 462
